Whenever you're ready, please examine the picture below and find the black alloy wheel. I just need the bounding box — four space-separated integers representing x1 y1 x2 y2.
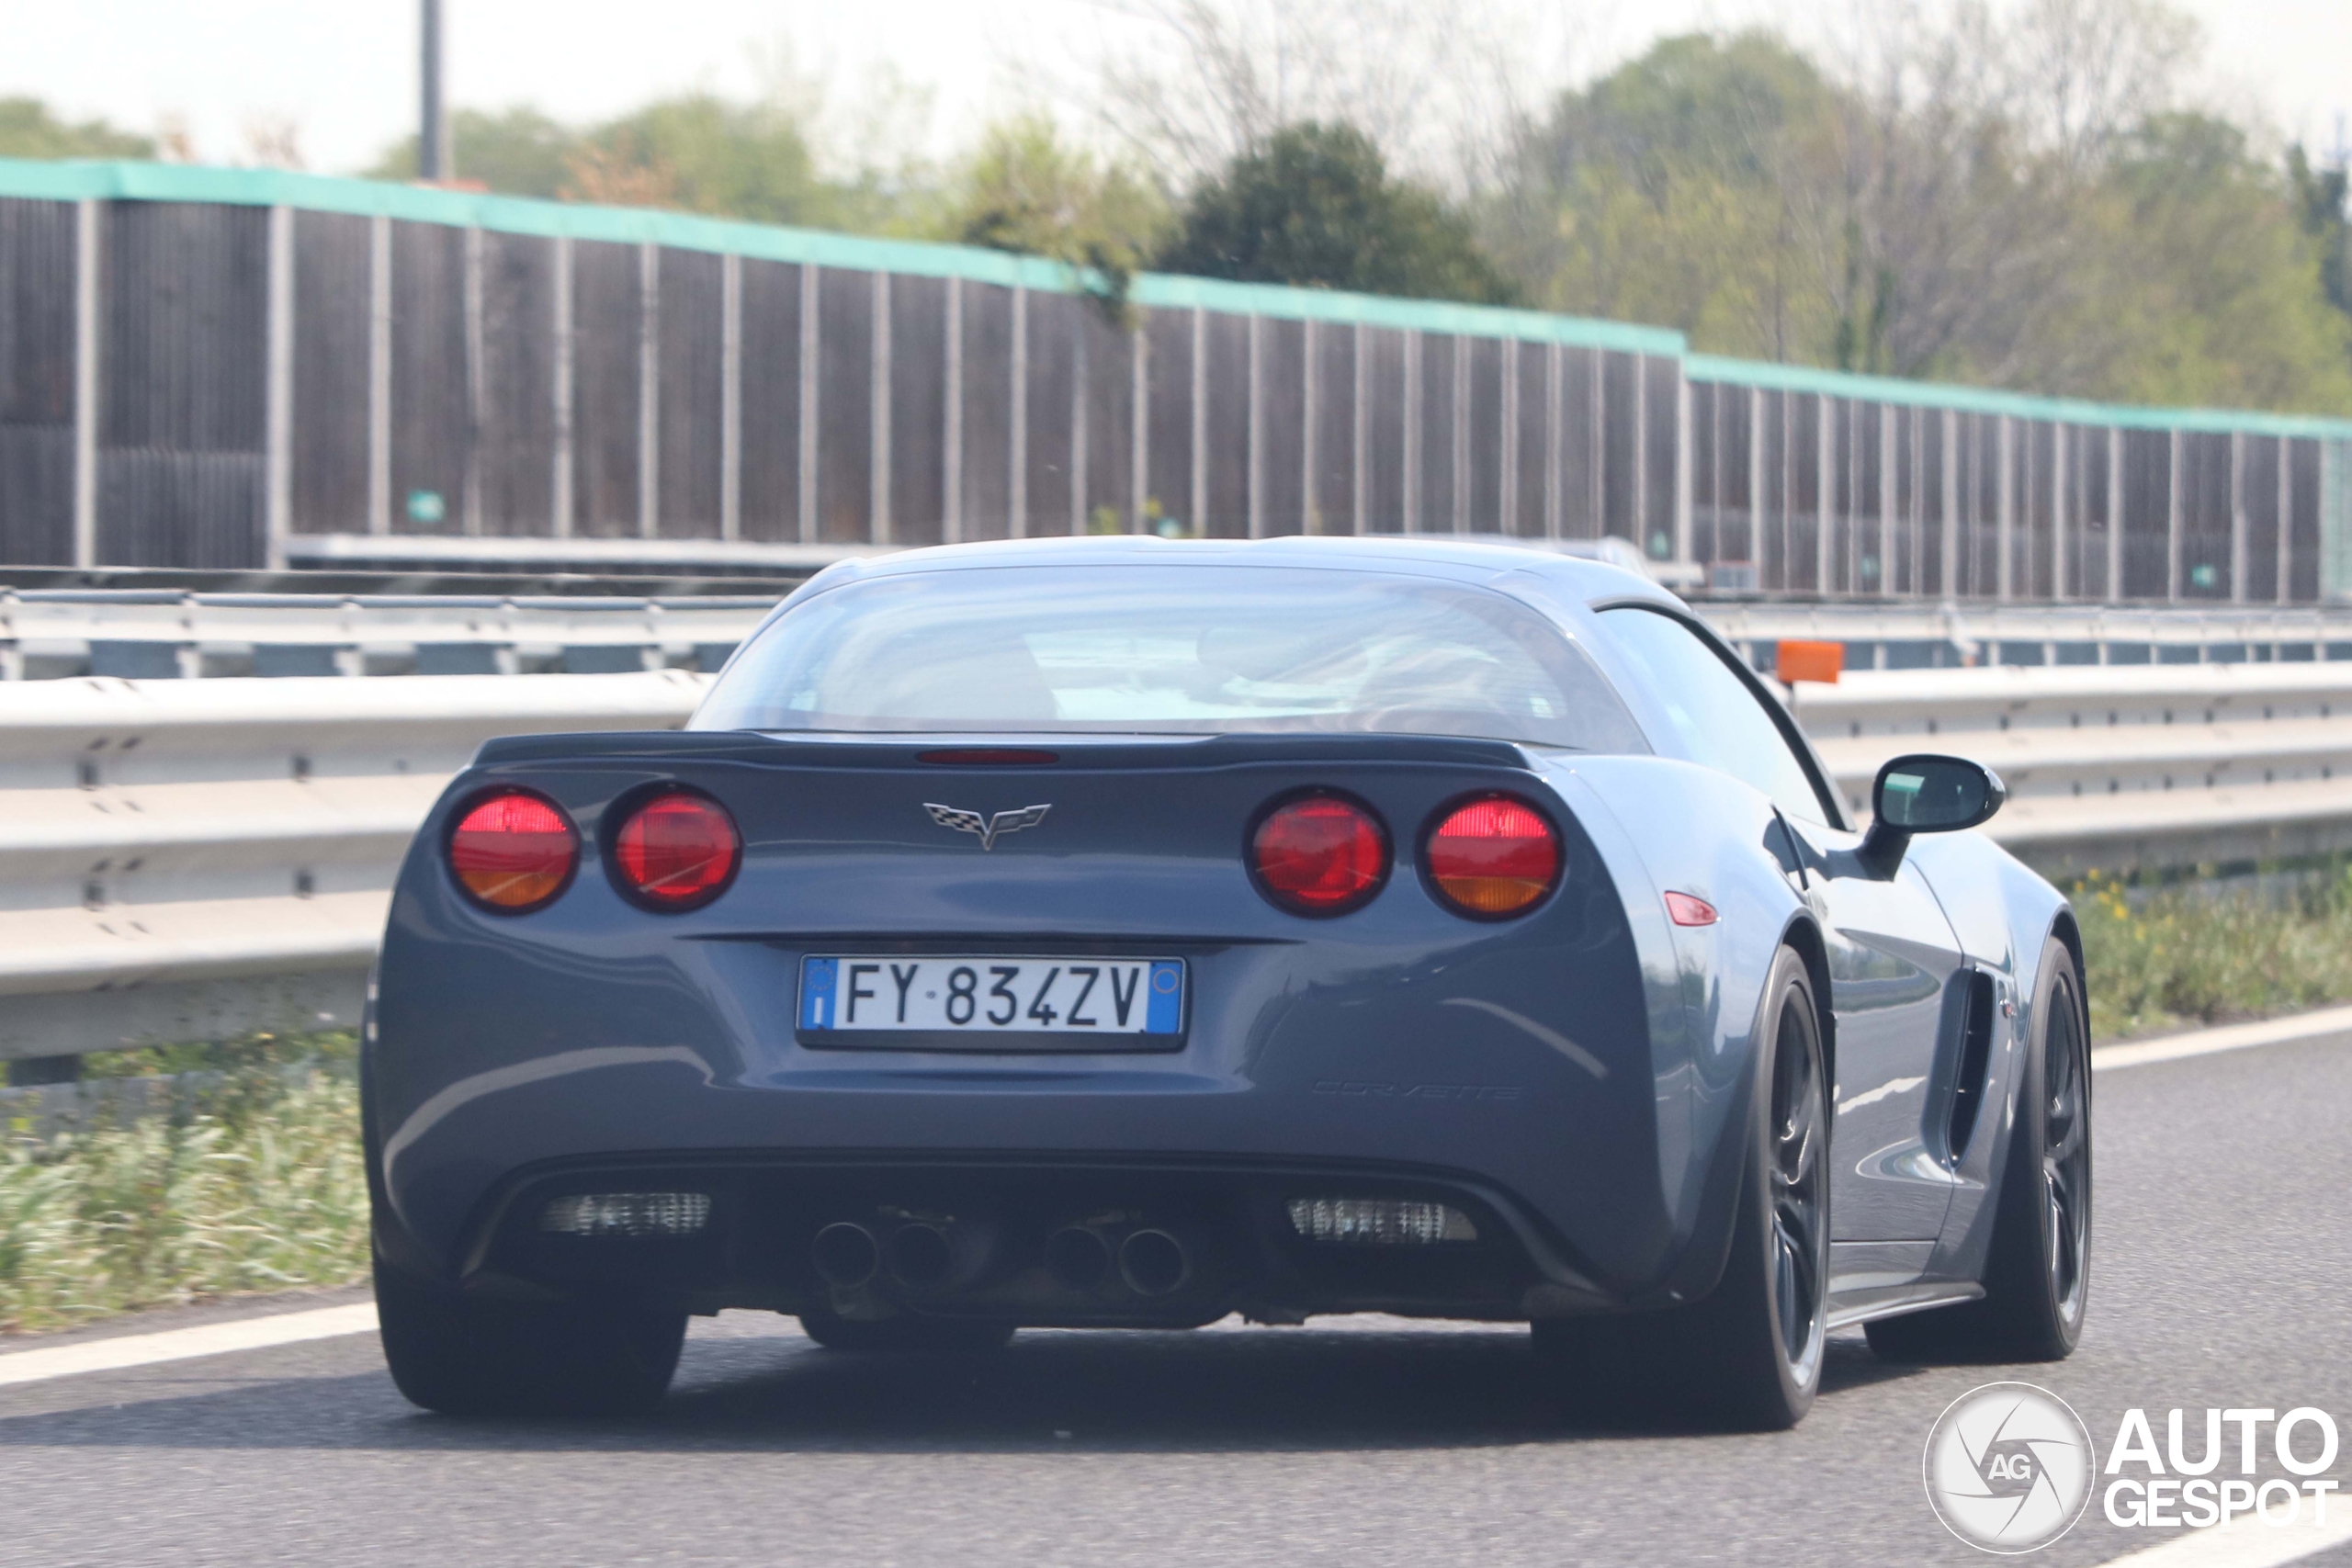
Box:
1764 971 1831 1390
2041 965 2091 1329
1534 945 1830 1430
1865 934 2092 1362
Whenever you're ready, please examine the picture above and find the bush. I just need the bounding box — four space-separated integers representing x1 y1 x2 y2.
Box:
2077 866 2352 1040
0 1036 368 1334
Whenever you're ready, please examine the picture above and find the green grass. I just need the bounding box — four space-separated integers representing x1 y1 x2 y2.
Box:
0 1033 368 1334
2077 866 2352 1041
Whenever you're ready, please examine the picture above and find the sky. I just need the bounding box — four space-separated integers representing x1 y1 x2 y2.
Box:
6 0 2349 176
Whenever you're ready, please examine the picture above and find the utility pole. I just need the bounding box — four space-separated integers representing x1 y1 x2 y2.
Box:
420 0 448 181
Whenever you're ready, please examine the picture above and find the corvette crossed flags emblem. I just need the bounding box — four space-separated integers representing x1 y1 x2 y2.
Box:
924 802 1053 851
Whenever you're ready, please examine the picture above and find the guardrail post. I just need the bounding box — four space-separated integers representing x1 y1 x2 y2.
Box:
638 242 660 541
1247 312 1264 537
2230 431 2247 604
1129 316 1148 535
2166 428 2184 602
551 234 573 539
720 252 741 544
872 270 892 545
1190 306 1208 536
1675 367 1693 569
2106 428 2124 603
368 215 392 536
1543 342 1562 540
72 198 99 570
1453 335 1471 535
265 206 295 571
1353 322 1371 536
2276 435 2292 605
1814 392 1831 594
797 263 818 544
1011 284 1028 538
463 226 485 537
1401 330 1420 532
944 276 964 544
2051 422 2069 602
1302 320 1320 534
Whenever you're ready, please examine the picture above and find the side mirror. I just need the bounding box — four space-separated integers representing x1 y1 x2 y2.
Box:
1859 754 2005 877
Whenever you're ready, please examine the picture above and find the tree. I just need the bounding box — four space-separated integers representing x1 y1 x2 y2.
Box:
939 116 1169 324
2075 116 2352 411
1158 121 1516 303
365 107 578 196
2288 142 2350 320
1486 32 1846 361
560 95 837 225
0 97 153 160
1485 7 2352 413
1084 0 1530 196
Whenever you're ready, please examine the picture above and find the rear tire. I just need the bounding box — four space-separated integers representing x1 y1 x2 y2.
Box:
1866 935 2091 1363
797 1309 1014 1354
374 1258 685 1417
1537 946 1830 1431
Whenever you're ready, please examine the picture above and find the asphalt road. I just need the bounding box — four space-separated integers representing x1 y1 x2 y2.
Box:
5 1030 2351 1568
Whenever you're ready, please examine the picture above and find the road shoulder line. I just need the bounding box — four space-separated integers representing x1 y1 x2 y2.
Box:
2093 1003 2352 1073
2096 1506 2352 1566
0 1302 379 1389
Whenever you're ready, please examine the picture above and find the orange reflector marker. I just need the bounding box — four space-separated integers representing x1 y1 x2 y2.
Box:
1664 891 1719 927
1775 639 1845 685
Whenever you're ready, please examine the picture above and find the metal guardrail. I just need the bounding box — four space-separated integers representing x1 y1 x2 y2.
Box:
0 671 708 1063
1794 661 2352 877
6 657 2352 1062
1704 601 2352 670
2 591 775 680
15 588 2352 684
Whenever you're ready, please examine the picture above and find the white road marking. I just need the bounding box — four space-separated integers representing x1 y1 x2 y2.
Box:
2096 1506 2352 1567
2094 1003 2352 1073
0 1303 378 1389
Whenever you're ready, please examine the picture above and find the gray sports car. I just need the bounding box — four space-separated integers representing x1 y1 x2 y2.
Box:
364 536 2090 1429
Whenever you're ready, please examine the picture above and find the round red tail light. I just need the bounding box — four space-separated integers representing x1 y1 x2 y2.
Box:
1250 795 1389 916
448 790 579 913
1425 795 1560 918
612 790 741 910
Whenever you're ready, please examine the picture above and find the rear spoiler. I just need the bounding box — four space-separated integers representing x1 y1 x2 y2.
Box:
473 729 1542 773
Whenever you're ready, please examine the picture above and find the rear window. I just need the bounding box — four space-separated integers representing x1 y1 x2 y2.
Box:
693 564 1647 751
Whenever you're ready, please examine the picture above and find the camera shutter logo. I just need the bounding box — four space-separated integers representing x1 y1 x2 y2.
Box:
1923 1382 2097 1553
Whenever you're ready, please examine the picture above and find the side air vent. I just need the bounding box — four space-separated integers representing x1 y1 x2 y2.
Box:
1947 969 1997 1158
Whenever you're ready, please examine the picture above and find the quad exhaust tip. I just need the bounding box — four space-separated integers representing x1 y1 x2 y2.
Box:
811 1221 879 1288
1045 1225 1113 1291
1117 1228 1191 1296
885 1222 955 1287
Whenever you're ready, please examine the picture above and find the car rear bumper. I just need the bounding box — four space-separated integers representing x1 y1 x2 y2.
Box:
366 1011 1747 1322
401 1149 1613 1326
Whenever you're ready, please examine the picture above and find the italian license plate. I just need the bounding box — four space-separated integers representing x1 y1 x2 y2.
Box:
797 956 1186 1046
